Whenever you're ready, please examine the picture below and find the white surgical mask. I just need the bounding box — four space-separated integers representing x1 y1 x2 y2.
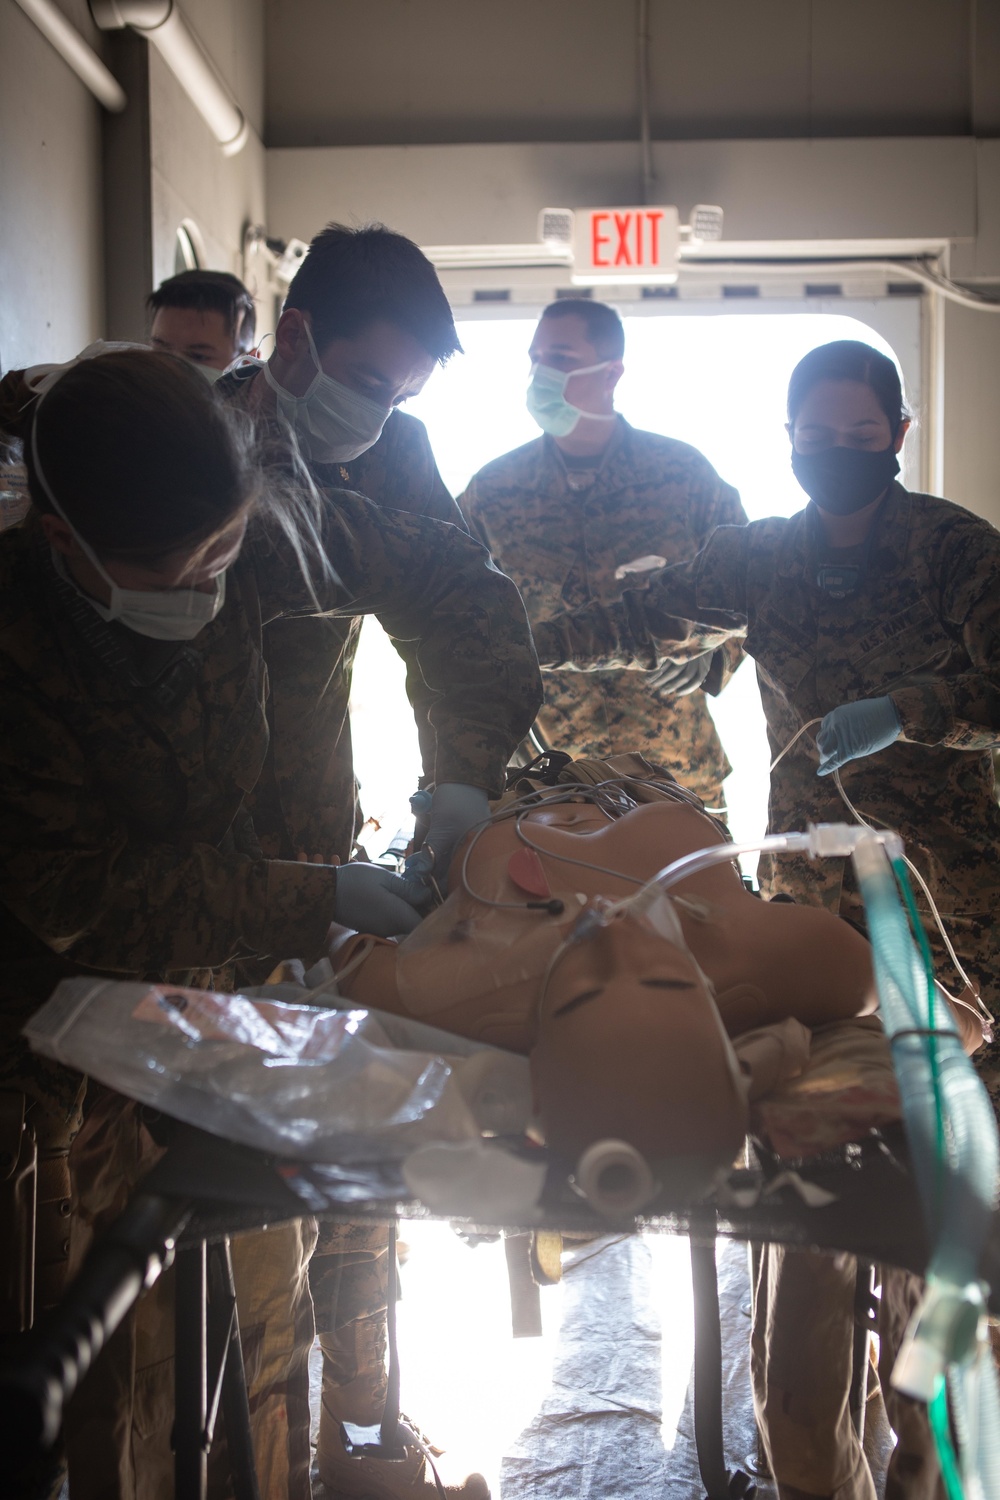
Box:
526 360 617 437
51 546 226 640
32 417 227 642
195 362 227 386
262 322 392 462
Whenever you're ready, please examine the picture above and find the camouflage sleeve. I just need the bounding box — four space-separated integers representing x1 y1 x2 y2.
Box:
892 521 1000 750
256 494 542 796
691 467 747 696
0 686 338 972
533 525 749 672
383 420 465 784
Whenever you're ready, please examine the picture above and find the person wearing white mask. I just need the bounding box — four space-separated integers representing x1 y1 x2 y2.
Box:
460 298 746 812
219 223 470 873
0 348 538 1500
219 225 524 1500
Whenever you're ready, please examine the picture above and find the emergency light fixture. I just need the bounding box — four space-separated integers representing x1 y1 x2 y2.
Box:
423 205 724 281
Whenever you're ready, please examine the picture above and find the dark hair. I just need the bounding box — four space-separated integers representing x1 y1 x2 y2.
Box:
284 223 462 363
147 270 256 352
787 340 910 432
540 299 625 362
25 352 254 564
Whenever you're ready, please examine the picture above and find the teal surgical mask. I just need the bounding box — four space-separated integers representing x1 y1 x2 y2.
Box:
526 360 617 437
263 322 392 462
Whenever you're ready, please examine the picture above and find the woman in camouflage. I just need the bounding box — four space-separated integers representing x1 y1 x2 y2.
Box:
0 348 536 1500
534 339 1000 1500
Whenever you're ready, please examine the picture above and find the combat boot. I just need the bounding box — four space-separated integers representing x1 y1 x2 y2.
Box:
316 1413 490 1500
316 1319 490 1498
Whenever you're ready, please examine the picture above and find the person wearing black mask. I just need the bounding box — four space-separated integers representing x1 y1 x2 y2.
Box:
531 338 1000 1500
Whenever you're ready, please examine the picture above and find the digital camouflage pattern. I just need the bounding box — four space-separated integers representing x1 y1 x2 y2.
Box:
0 499 540 1028
532 482 1000 1102
459 418 746 810
221 363 468 863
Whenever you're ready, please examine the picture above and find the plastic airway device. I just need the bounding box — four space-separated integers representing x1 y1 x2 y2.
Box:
507 848 552 898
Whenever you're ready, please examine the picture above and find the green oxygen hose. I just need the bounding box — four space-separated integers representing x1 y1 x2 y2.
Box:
929 1376 965 1500
891 856 947 1215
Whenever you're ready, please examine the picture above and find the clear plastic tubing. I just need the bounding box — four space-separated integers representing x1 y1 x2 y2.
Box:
643 823 900 897
853 832 1000 1498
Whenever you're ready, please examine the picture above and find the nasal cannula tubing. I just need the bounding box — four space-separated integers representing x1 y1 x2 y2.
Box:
766 716 989 1027
832 771 989 1026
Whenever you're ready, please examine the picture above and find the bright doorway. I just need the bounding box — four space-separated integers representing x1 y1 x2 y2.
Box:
350 304 918 876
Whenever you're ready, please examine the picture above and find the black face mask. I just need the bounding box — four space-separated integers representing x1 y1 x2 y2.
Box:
791 445 900 516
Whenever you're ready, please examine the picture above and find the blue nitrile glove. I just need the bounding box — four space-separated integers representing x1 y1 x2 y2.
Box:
405 782 491 893
334 861 431 936
816 697 901 776
647 652 713 700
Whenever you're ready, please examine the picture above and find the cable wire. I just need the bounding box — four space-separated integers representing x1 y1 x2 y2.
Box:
770 717 823 773
830 771 992 1030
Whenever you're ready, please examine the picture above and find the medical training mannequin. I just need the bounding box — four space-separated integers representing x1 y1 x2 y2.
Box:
331 768 877 1188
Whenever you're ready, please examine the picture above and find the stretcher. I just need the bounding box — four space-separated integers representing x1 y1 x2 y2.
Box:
4 761 997 1497
3 1013 998 1500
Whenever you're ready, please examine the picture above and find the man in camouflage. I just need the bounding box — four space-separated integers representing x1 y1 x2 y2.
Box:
532 474 1000 1499
217 227 494 1498
459 298 745 811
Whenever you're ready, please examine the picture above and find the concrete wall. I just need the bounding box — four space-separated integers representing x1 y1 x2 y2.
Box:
0 0 266 361
0 0 107 369
263 0 990 148
147 1 266 303
266 136 983 255
107 0 267 341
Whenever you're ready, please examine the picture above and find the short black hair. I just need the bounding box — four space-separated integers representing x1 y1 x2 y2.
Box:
147 270 256 352
540 299 625 362
284 223 462 364
787 340 910 433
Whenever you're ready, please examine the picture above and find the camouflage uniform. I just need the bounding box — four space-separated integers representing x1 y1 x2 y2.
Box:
534 481 1000 1500
459 418 746 809
217 364 485 1449
0 501 540 1499
221 363 466 864
533 482 1000 1058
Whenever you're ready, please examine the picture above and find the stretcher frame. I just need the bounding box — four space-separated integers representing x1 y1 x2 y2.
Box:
4 1118 998 1500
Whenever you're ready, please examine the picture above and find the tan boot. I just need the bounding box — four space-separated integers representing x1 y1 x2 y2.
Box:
316 1405 490 1499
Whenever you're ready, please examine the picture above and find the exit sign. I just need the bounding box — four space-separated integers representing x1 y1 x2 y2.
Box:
572 206 680 285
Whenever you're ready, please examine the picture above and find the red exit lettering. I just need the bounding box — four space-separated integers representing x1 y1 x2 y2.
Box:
591 212 611 267
589 209 667 269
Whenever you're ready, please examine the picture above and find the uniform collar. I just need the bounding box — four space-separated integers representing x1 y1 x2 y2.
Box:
778 481 912 581
536 414 631 490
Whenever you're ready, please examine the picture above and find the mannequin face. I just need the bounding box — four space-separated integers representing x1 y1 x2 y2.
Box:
530 902 749 1180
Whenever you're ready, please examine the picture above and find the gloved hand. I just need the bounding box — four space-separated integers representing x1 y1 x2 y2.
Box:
333 861 430 937
647 652 713 700
405 782 491 893
816 696 901 776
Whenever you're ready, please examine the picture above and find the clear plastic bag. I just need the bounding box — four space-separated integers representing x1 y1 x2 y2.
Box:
24 978 532 1163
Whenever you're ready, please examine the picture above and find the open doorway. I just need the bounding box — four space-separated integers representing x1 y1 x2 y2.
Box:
350 304 918 874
